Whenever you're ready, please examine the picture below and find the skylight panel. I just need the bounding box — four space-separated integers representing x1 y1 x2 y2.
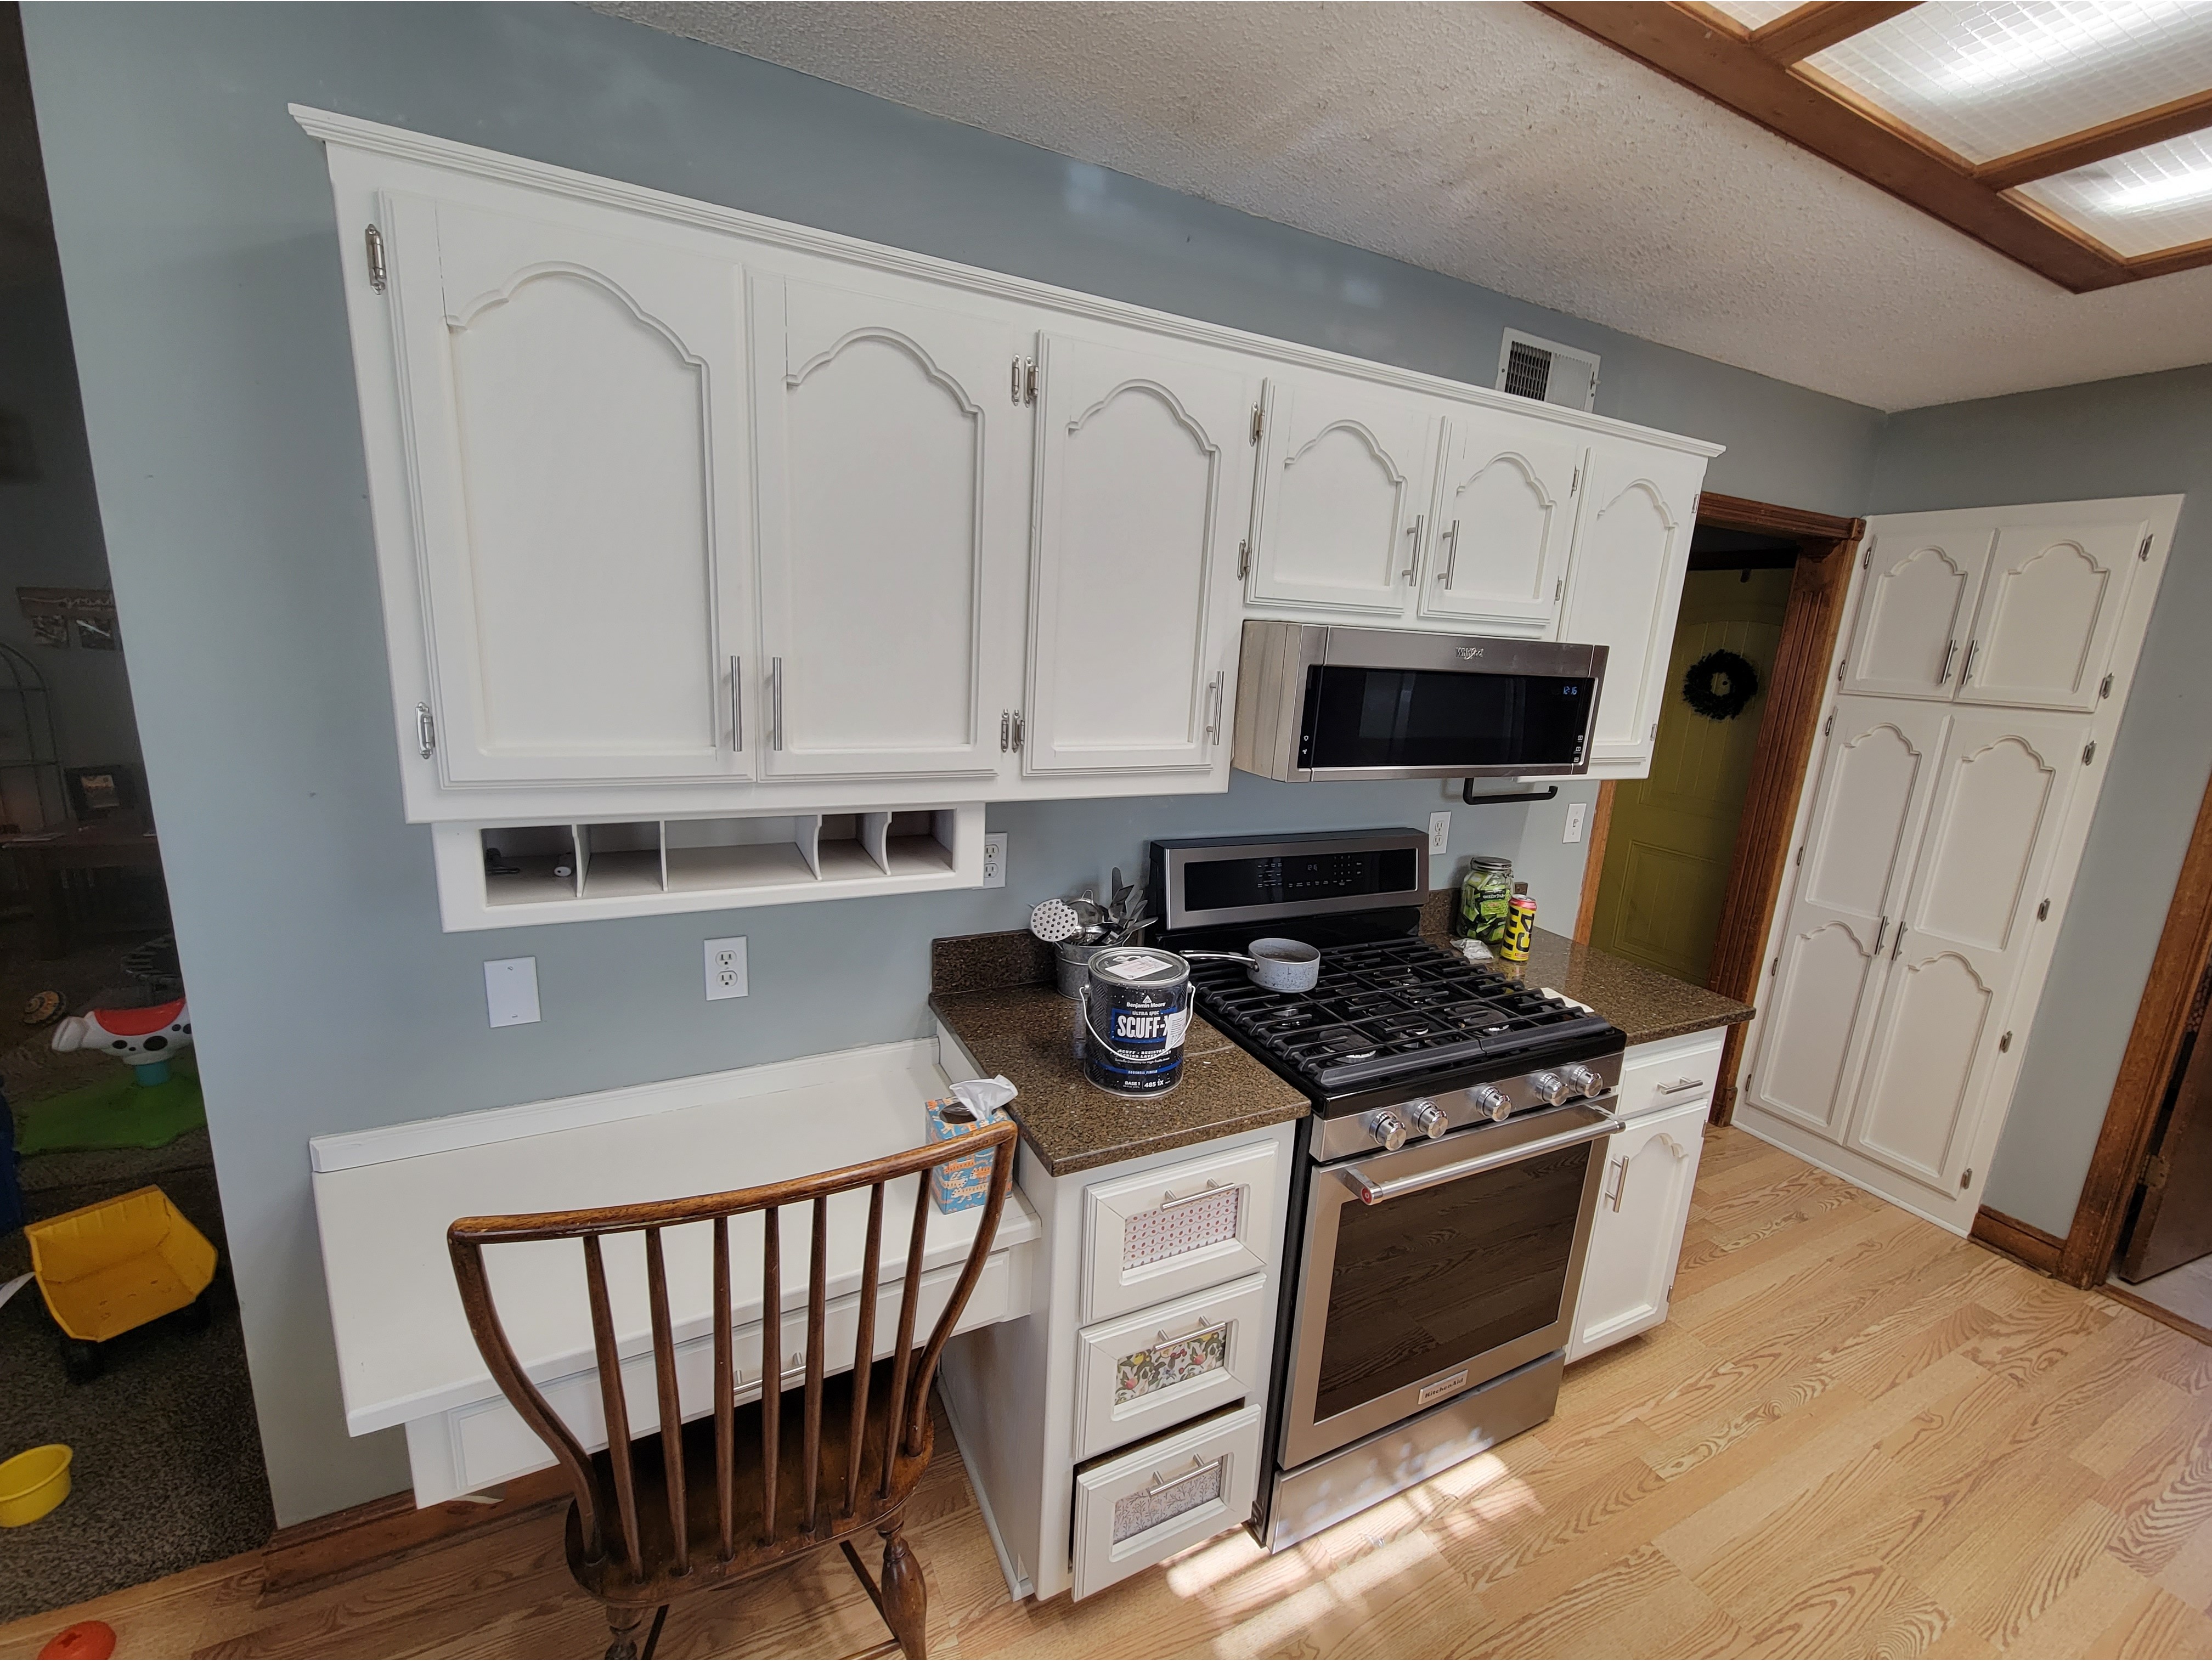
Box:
1703 1 1805 29
2017 128 2212 255
1807 2 2212 165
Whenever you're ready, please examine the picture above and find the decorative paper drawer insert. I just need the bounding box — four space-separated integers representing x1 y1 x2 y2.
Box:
1115 1318 1228 1404
1113 1456 1224 1543
1122 1183 1243 1270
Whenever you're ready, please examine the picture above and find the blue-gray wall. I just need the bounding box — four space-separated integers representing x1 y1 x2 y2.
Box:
1870 364 2212 1239
20 2 1883 1524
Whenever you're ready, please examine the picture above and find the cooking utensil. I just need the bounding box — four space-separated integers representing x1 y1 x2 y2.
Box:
1184 936 1322 992
1030 898 1081 944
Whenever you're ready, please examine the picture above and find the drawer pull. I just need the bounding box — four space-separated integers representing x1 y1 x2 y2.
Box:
1156 1314 1230 1347
1158 1178 1228 1211
1655 1078 1706 1096
1147 1454 1224 1498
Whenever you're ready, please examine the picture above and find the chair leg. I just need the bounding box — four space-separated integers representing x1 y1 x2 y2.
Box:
877 1520 927 1658
642 1605 669 1660
605 1606 648 1660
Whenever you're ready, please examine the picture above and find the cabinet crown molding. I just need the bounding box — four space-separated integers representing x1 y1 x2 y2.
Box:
289 104 1724 461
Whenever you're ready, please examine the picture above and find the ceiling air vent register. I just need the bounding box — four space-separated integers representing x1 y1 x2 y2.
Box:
1496 329 1600 412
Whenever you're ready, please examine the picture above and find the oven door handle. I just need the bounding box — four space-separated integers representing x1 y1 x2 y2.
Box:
1337 1111 1621 1205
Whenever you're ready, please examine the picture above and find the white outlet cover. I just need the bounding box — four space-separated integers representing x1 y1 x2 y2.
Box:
981 833 1007 890
1429 812 1451 856
704 936 749 1002
1564 802 1588 844
484 957 540 1027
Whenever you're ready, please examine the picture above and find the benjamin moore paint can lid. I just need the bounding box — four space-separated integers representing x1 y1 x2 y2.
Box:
1090 947 1186 988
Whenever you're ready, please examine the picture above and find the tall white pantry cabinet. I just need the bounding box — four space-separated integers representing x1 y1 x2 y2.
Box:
296 107 1721 931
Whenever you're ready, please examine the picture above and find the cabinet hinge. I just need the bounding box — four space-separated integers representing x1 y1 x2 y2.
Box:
2144 1152 2172 1191
2141 534 2154 562
2036 897 2050 920
414 702 435 759
1250 404 1263 446
1770 957 1780 979
1999 1030 2012 1052
365 224 387 293
1650 721 1658 742
1836 659 1846 682
1823 711 1833 736
1011 710 1025 752
2083 739 2097 765
1960 1168 1973 1190
1000 710 1011 753
2101 673 2114 699
1571 465 1581 495
1795 844 1803 867
1862 546 1871 570
1238 539 1251 581
1011 358 1037 405
1555 578 1564 603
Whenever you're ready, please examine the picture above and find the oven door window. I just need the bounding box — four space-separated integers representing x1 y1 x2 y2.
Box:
1314 1141 1592 1423
1301 664 1593 772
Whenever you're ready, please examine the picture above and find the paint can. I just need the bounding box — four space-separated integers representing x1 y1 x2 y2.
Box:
1079 947 1192 1096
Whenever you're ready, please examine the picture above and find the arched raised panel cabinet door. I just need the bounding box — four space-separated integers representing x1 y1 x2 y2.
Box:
1024 331 1259 777
1840 529 1994 701
1244 377 1436 614
1566 1097 1707 1361
748 263 1030 778
1954 518 2144 712
1419 412 1582 630
1745 698 1950 1139
1841 709 2087 1194
381 191 751 787
1556 440 1708 771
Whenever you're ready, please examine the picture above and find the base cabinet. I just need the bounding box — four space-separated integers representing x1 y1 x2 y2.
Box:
1567 1093 1709 1363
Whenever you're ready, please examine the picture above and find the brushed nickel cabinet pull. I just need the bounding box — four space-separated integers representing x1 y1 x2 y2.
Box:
1402 515 1425 584
771 657 785 751
729 656 742 750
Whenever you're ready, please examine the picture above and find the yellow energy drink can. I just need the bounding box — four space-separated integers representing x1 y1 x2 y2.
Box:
1500 891 1537 963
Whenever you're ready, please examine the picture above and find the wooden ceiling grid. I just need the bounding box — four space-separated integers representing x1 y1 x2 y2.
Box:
1536 1 2212 290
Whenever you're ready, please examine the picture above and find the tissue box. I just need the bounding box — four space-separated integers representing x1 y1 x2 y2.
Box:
926 1097 1005 1213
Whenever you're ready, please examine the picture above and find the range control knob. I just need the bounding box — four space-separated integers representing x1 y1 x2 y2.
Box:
1528 1071 1568 1106
1469 1084 1512 1123
1561 1064 1601 1099
1367 1109 1408 1152
1407 1099 1447 1139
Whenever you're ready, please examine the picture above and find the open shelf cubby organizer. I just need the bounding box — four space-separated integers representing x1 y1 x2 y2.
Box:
431 805 982 931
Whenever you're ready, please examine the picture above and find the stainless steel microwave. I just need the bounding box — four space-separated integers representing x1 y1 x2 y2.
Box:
1231 621 1607 783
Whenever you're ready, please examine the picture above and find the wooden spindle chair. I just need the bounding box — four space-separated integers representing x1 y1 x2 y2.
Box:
447 1121 1017 1660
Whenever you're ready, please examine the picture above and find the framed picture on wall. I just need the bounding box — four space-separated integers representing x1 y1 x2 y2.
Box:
66 764 137 820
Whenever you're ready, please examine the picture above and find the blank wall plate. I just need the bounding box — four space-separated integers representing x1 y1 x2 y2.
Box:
1565 802 1588 844
484 957 540 1027
705 936 749 1002
1429 812 1451 857
981 833 1007 889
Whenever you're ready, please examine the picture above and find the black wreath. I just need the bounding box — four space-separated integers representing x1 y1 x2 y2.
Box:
1682 648 1761 721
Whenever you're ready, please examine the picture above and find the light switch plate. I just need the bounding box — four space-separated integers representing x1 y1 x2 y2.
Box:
981 833 1007 889
484 957 540 1027
1564 801 1588 843
705 936 749 1001
1428 812 1451 857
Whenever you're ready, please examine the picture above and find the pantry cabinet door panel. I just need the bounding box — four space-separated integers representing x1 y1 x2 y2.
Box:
1420 413 1581 629
1842 709 2086 1191
1841 529 1993 701
386 192 749 786
1957 518 2142 711
1246 379 1435 614
1025 331 1257 776
1558 440 1706 771
1745 698 1949 1137
750 266 1028 778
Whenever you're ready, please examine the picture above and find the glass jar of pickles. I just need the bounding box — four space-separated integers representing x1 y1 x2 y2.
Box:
1457 856 1515 943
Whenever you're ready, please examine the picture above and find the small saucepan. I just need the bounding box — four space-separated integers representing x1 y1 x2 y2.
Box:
1183 937 1322 993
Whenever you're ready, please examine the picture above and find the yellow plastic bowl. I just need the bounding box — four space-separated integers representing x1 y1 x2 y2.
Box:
0 1444 72 1527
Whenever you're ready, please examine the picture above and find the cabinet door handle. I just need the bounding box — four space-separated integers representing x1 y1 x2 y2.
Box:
1961 640 1980 683
1205 670 1227 744
1145 1454 1224 1498
1402 514 1425 584
1655 1077 1705 1096
1872 915 1887 954
1891 921 1908 960
1606 1156 1631 1212
729 656 743 751
771 657 785 752
1439 519 1461 586
1937 639 1957 685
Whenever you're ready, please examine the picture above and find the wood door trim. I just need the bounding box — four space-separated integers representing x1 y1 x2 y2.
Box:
1695 491 1859 544
1575 779 1617 943
2097 1279 2212 1347
1969 1205 2066 1275
1705 516 1865 1125
2053 765 2212 1287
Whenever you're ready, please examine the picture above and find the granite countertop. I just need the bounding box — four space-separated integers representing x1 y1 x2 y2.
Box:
929 934 1309 1178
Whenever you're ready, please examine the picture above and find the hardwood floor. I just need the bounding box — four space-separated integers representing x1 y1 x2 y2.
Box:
5 1126 2210 1660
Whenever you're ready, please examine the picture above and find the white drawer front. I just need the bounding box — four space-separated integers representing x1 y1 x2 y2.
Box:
1072 1402 1263 1601
1617 1030 1726 1121
1075 1273 1268 1462
1083 1141 1282 1324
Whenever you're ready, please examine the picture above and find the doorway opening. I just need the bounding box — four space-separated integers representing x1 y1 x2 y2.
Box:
1572 493 1865 1124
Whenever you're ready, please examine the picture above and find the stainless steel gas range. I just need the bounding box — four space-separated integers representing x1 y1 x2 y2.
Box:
1150 828 1627 1551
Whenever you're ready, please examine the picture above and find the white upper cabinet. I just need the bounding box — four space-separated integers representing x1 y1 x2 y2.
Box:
1842 526 1994 700
1023 329 1258 777
382 190 752 787
1244 377 1438 615
1954 518 2142 711
1558 439 1707 773
748 261 1030 779
1419 410 1583 631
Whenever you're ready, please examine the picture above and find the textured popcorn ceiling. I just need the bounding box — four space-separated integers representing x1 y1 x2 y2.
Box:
600 2 2212 412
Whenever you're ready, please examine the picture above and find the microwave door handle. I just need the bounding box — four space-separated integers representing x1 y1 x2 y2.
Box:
1338 1109 1619 1205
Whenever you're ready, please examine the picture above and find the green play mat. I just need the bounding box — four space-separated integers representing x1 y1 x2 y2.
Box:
14 1061 206 1154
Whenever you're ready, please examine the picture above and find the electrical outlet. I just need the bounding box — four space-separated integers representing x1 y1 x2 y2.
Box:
704 936 749 1002
1564 802 1588 844
1428 812 1451 857
981 833 1007 889
484 958 540 1028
